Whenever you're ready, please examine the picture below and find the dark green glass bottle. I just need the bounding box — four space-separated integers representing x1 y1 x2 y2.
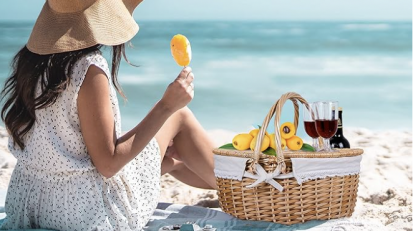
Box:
330 107 350 148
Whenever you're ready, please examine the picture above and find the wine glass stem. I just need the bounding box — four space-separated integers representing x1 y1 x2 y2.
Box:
312 138 319 151
324 138 332 152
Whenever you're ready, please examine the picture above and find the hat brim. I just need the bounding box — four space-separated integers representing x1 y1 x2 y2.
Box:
27 0 140 55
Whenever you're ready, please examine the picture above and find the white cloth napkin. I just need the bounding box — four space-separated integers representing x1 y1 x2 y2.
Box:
291 155 362 185
214 155 250 181
214 154 362 191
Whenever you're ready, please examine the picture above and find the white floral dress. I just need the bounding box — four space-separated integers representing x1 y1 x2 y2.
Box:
0 52 161 231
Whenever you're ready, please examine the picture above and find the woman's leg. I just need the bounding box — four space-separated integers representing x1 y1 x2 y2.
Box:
161 156 215 189
155 107 217 189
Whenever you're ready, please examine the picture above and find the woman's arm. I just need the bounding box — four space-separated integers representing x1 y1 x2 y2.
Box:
77 65 194 178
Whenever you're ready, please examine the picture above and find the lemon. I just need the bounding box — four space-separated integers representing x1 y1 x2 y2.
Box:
280 122 296 140
232 133 253 151
249 128 269 138
269 133 276 149
250 135 270 152
269 133 287 150
286 135 303 151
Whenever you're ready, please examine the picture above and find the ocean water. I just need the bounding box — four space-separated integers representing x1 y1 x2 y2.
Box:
0 21 411 135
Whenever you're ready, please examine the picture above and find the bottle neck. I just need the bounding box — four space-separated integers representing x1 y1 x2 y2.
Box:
336 110 344 135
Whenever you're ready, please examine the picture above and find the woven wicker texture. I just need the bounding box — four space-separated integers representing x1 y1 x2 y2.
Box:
27 0 142 55
213 92 363 225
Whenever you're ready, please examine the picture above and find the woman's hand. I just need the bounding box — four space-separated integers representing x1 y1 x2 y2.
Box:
159 67 194 114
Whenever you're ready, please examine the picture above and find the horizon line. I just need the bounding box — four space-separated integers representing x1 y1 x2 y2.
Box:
0 19 411 23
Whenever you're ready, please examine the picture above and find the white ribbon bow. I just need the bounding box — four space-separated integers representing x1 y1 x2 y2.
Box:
244 163 294 192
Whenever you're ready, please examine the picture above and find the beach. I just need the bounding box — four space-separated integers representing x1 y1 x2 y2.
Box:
0 126 411 230
0 19 411 230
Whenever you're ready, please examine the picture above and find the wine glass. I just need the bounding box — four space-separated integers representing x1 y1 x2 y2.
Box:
314 101 339 152
303 102 320 151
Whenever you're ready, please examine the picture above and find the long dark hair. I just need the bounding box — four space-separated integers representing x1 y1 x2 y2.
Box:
1 44 127 149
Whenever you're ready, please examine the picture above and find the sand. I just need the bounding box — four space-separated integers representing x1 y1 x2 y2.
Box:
0 126 411 230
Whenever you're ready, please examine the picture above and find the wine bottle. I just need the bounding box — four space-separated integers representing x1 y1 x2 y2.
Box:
330 107 350 148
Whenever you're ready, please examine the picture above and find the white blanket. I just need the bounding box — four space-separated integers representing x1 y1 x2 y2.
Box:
0 190 387 231
146 203 385 231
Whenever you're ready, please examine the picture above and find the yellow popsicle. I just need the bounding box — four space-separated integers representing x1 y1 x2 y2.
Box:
170 34 192 66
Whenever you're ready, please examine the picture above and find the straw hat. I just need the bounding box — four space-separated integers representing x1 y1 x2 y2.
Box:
27 0 143 55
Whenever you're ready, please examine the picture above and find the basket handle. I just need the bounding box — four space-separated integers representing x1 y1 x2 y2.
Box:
253 92 309 173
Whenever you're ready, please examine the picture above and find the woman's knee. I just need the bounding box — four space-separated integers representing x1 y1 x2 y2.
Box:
154 107 192 157
176 106 195 127
177 106 191 117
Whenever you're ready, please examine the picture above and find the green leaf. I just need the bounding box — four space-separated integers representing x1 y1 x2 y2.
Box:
301 143 316 152
263 147 277 156
219 143 237 149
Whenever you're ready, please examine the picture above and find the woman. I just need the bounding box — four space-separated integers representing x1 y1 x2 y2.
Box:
0 0 216 230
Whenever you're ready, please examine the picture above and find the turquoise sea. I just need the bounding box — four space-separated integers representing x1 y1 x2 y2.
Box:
0 21 411 134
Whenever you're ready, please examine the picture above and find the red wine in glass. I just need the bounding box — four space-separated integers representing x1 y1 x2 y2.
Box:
315 119 338 138
303 102 320 151
304 121 318 138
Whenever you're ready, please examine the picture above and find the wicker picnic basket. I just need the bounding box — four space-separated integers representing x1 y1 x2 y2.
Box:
213 92 363 225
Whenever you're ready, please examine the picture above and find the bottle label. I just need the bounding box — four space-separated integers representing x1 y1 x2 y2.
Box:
338 118 342 128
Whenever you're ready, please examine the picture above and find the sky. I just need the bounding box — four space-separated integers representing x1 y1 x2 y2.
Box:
0 0 411 21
